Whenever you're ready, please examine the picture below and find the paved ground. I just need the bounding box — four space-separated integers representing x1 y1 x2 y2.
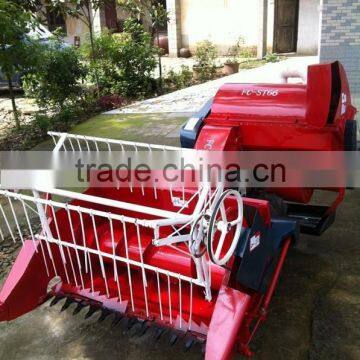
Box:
0 97 38 133
1 110 360 359
107 56 318 115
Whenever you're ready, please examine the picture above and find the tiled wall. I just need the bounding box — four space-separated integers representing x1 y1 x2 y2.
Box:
320 0 360 95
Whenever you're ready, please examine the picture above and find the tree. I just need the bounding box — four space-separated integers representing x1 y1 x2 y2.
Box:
0 0 37 129
23 38 87 110
13 0 43 13
149 2 168 91
80 20 157 98
49 0 113 93
118 0 169 92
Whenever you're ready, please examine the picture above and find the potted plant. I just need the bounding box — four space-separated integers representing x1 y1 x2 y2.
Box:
223 37 244 75
193 40 218 81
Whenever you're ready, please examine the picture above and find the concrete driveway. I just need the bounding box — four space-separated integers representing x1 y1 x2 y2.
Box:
106 56 318 115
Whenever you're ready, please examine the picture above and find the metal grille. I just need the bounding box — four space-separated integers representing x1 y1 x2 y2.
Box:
0 183 220 330
0 132 234 330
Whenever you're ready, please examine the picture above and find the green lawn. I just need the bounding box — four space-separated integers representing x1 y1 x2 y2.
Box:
35 112 188 150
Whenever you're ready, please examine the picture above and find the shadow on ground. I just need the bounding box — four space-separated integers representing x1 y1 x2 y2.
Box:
1 112 359 359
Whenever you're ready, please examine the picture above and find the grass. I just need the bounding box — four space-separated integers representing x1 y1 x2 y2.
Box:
239 59 267 69
69 113 145 138
34 112 187 150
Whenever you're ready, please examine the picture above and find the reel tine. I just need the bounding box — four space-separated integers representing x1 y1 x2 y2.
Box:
111 314 123 328
45 295 56 305
98 308 112 323
154 327 166 340
169 333 178 346
138 321 151 337
73 301 86 315
184 336 196 351
60 297 75 312
84 305 100 319
126 317 138 330
129 319 147 337
50 295 65 307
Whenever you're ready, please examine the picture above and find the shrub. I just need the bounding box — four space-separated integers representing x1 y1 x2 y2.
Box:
264 52 280 63
23 38 87 110
33 112 51 133
98 94 125 111
194 40 217 67
226 37 245 64
194 40 218 81
239 46 257 59
163 65 193 93
81 19 158 99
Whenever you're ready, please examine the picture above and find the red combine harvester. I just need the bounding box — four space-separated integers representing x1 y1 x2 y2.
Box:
0 62 357 359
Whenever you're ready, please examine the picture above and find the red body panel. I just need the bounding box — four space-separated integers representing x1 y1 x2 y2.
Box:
198 62 356 203
206 63 356 151
211 83 307 123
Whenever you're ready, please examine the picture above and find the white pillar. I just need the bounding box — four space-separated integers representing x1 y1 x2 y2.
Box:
92 5 104 34
257 0 268 59
317 0 323 60
166 0 182 57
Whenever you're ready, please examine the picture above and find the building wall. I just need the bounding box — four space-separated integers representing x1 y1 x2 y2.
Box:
297 0 320 54
320 0 360 95
64 16 89 45
267 0 275 50
267 0 319 54
180 0 259 55
179 0 320 55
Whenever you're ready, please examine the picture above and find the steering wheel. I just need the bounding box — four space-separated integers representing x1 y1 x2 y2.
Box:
189 214 208 258
207 189 243 266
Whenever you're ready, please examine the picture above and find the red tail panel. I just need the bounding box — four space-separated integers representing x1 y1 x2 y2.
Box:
205 286 251 360
0 240 50 321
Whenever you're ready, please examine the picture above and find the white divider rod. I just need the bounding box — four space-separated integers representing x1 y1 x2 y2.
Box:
0 203 15 242
91 214 109 298
20 199 37 252
108 216 122 302
66 206 85 289
167 273 172 324
32 190 58 277
53 133 67 152
34 187 191 221
8 197 23 244
51 204 70 284
122 220 135 311
156 270 163 320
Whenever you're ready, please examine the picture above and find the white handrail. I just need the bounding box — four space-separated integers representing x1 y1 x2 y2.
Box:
48 131 181 151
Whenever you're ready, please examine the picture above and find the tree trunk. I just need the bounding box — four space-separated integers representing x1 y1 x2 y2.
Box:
156 30 163 94
6 74 20 130
87 3 100 95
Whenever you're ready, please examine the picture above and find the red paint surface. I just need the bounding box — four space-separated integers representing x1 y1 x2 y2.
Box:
205 286 251 360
